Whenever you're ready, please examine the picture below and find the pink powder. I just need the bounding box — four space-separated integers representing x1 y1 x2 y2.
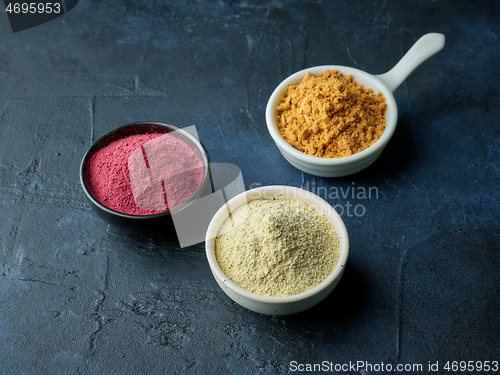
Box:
87 131 205 215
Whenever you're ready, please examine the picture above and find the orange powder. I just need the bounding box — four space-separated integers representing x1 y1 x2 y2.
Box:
277 69 387 158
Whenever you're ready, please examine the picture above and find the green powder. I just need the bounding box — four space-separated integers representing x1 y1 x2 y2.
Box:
214 199 340 297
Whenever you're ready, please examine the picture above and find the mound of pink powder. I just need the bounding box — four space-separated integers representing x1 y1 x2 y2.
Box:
87 131 205 215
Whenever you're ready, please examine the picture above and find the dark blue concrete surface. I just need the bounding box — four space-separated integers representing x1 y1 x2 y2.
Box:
0 1 499 374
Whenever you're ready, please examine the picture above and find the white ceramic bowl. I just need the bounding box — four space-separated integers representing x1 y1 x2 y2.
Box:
265 33 445 177
205 185 349 315
266 65 398 177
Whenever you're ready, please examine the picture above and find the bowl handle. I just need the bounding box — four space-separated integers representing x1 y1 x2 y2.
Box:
376 33 445 93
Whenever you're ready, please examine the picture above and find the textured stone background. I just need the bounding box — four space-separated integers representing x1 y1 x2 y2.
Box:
0 0 499 374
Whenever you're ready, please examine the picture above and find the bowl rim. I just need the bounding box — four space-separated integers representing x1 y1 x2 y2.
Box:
265 64 398 166
205 185 349 304
79 121 210 219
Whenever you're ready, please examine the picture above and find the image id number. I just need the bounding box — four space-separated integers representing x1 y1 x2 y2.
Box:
444 360 499 372
5 2 62 14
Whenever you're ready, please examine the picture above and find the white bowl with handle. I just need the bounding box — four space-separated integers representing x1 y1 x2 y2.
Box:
266 33 445 177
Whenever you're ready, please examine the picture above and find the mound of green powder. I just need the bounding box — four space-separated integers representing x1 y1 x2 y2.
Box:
214 199 340 297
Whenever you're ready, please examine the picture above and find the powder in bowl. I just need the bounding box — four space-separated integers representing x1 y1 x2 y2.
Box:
214 199 340 297
277 69 387 158
86 128 205 216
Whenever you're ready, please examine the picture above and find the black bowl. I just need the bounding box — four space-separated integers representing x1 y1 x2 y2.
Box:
80 121 210 233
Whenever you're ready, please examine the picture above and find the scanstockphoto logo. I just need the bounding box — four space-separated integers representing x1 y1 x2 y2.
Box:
250 181 380 218
123 125 379 247
3 0 78 33
126 125 246 249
